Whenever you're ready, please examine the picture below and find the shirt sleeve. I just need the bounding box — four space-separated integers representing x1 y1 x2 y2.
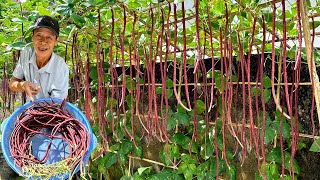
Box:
51 64 69 100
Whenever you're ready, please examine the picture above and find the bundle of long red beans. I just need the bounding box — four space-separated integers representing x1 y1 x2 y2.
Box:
9 100 90 174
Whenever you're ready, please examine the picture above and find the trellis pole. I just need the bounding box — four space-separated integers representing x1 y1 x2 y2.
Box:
300 1 320 124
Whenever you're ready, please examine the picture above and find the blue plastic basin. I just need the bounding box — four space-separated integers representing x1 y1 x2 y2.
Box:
1 98 97 180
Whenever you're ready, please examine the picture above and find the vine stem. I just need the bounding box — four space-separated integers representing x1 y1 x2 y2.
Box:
19 2 24 38
271 0 291 120
193 0 201 73
94 149 178 170
85 51 91 122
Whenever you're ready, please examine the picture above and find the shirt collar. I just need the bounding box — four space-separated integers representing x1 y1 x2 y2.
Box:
28 49 56 73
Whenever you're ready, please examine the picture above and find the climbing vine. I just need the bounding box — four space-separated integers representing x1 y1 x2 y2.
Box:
1 0 320 179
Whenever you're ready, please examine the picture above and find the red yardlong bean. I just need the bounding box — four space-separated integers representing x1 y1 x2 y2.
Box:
162 3 171 140
202 23 210 160
246 16 257 149
142 47 152 143
162 4 174 164
129 13 138 147
181 2 192 110
254 53 262 172
9 100 90 175
281 0 292 118
236 32 247 165
2 62 8 117
120 6 127 109
52 2 310 177
280 0 297 176
152 27 163 141
12 51 17 111
206 6 216 113
119 6 136 145
289 1 303 177
173 4 191 112
146 9 155 142
270 2 286 177
280 97 285 178
224 4 242 151
193 0 201 74
134 14 148 134
159 8 166 138
233 60 241 157
158 8 168 142
109 9 121 141
85 52 91 122
218 26 228 168
260 15 267 180
271 0 291 120
206 8 220 178
71 34 77 102
120 6 132 141
96 9 108 147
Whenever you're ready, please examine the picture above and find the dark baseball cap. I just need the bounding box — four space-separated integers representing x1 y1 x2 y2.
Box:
33 16 59 37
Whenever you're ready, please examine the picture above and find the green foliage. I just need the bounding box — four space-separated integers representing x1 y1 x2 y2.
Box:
2 1 316 180
226 164 237 180
309 139 320 152
200 140 214 160
196 160 210 179
133 146 143 158
265 147 300 177
267 147 282 163
103 153 118 168
174 112 190 126
119 140 134 155
170 132 197 153
151 169 183 180
177 154 197 180
251 75 272 103
253 107 302 178
195 100 206 114
167 116 176 131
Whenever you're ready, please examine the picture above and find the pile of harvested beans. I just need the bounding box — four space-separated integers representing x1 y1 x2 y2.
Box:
9 100 90 179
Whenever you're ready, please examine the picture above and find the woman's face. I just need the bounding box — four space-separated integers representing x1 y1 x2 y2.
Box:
32 28 59 60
